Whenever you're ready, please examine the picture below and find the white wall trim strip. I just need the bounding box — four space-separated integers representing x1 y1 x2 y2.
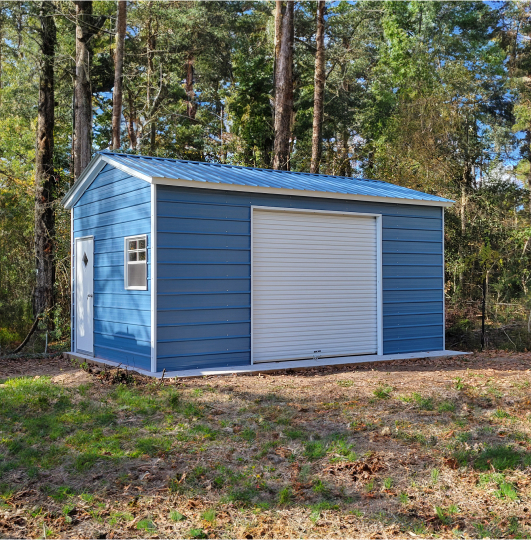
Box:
376 215 383 355
150 183 157 373
442 207 446 351
70 209 74 353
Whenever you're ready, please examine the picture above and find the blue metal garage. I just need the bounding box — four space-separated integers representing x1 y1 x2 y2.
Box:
62 151 456 376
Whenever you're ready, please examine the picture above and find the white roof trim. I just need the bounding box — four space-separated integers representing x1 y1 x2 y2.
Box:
62 154 152 209
62 153 453 209
151 176 454 207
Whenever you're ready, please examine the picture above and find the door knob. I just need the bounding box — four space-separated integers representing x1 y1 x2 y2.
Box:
87 294 93 298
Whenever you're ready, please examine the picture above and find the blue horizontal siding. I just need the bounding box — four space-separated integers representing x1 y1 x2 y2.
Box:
158 278 248 294
158 232 250 249
158 292 250 310
159 248 250 264
384 313 443 327
73 168 151 370
156 185 445 370
383 228 442 242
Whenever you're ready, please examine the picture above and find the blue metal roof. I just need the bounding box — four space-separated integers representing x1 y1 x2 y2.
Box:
98 151 451 205
64 151 452 208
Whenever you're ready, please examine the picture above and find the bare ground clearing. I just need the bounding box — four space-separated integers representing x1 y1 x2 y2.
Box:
0 351 531 538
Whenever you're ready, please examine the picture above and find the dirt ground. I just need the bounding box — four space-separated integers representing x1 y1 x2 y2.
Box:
0 355 81 380
1 351 531 539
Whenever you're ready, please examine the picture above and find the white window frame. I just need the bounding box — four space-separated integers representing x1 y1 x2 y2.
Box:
124 234 148 291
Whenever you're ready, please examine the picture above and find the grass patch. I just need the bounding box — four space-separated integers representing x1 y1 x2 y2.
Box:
494 480 518 501
373 384 393 399
169 510 186 522
474 445 530 471
188 529 207 539
278 486 292 504
201 508 216 523
337 380 354 388
328 438 357 463
309 501 339 523
304 441 327 460
136 519 156 532
411 392 434 410
438 400 456 413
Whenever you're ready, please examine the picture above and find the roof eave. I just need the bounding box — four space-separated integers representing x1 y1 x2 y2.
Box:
151 176 454 208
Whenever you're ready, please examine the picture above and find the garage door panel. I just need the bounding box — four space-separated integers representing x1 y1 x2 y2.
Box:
252 209 379 363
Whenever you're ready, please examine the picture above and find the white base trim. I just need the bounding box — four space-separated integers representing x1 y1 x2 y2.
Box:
65 349 469 379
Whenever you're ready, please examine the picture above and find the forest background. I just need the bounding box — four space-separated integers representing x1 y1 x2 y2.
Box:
1 0 530 354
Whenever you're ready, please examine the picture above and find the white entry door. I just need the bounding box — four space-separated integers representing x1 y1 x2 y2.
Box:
252 208 380 363
75 236 94 355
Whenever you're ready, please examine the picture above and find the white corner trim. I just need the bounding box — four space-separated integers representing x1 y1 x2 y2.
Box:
150 183 157 373
152 176 454 208
70 209 74 353
250 206 254 365
442 207 446 351
376 215 383 355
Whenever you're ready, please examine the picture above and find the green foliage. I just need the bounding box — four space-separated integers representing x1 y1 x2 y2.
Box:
438 401 456 413
187 529 207 539
278 486 292 505
169 510 186 522
373 385 393 399
136 519 156 532
430 468 440 484
304 441 327 461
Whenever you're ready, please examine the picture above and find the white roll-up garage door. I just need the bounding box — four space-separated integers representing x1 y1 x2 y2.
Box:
252 208 380 363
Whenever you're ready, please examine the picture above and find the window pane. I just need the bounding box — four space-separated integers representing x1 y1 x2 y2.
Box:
128 252 137 262
139 239 146 249
128 240 137 250
138 251 146 261
128 261 146 287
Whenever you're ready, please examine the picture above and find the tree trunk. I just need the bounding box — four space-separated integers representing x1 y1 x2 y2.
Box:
481 269 487 350
460 182 466 233
74 1 94 180
126 88 137 150
147 13 157 152
310 0 325 174
273 0 283 88
34 1 56 319
186 56 197 120
111 0 126 151
458 162 472 289
272 0 294 171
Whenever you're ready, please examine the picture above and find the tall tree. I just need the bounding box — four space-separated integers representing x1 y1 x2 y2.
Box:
73 1 104 179
34 1 57 319
111 0 126 151
272 0 294 170
74 1 92 179
185 56 197 120
310 1 325 174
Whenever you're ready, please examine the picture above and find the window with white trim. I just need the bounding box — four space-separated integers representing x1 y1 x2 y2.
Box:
124 235 147 290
